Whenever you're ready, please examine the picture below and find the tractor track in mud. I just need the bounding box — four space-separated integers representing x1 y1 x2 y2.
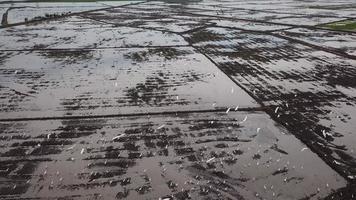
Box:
0 107 264 122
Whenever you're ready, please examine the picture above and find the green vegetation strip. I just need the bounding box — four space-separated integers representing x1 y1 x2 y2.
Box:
308 4 356 10
322 20 356 31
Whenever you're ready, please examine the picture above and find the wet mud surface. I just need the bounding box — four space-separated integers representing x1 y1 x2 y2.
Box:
186 26 356 181
274 28 356 56
0 112 347 199
1 0 356 199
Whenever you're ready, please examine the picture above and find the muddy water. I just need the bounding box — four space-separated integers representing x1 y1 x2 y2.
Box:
1 0 356 199
185 26 356 183
0 16 188 49
0 47 257 119
275 28 356 56
0 112 347 199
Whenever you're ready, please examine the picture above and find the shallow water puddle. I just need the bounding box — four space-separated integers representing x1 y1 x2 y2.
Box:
0 47 257 119
0 16 187 50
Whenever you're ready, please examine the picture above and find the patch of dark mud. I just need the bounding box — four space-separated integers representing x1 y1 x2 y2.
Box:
0 51 13 66
276 91 348 117
0 67 45 112
167 180 178 190
155 138 170 148
33 43 50 49
30 145 62 156
123 141 140 151
175 147 194 155
60 97 101 113
103 147 121 159
90 159 136 169
124 76 169 106
312 63 356 88
86 170 126 182
186 154 198 162
267 104 356 181
270 144 288 155
210 150 229 159
307 4 356 10
124 124 155 135
0 68 45 81
212 170 229 179
0 184 28 195
116 188 130 199
124 70 207 106
232 149 244 155
335 150 355 163
141 134 181 144
188 28 225 43
204 43 303 65
62 179 121 190
272 167 289 176
121 177 131 186
157 148 169 156
196 137 250 144
198 185 222 196
1 147 28 157
224 157 237 165
191 163 206 171
252 153 261 160
215 143 228 148
187 26 356 182
136 184 151 194
11 139 72 147
0 123 12 135
285 176 304 183
124 47 190 62
0 162 18 177
5 134 30 140
210 179 245 199
39 50 94 65
128 152 142 159
323 183 356 200
188 29 304 64
15 161 37 176
188 119 240 131
56 119 106 138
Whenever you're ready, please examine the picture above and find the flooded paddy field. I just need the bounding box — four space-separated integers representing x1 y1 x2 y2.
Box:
0 0 356 199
